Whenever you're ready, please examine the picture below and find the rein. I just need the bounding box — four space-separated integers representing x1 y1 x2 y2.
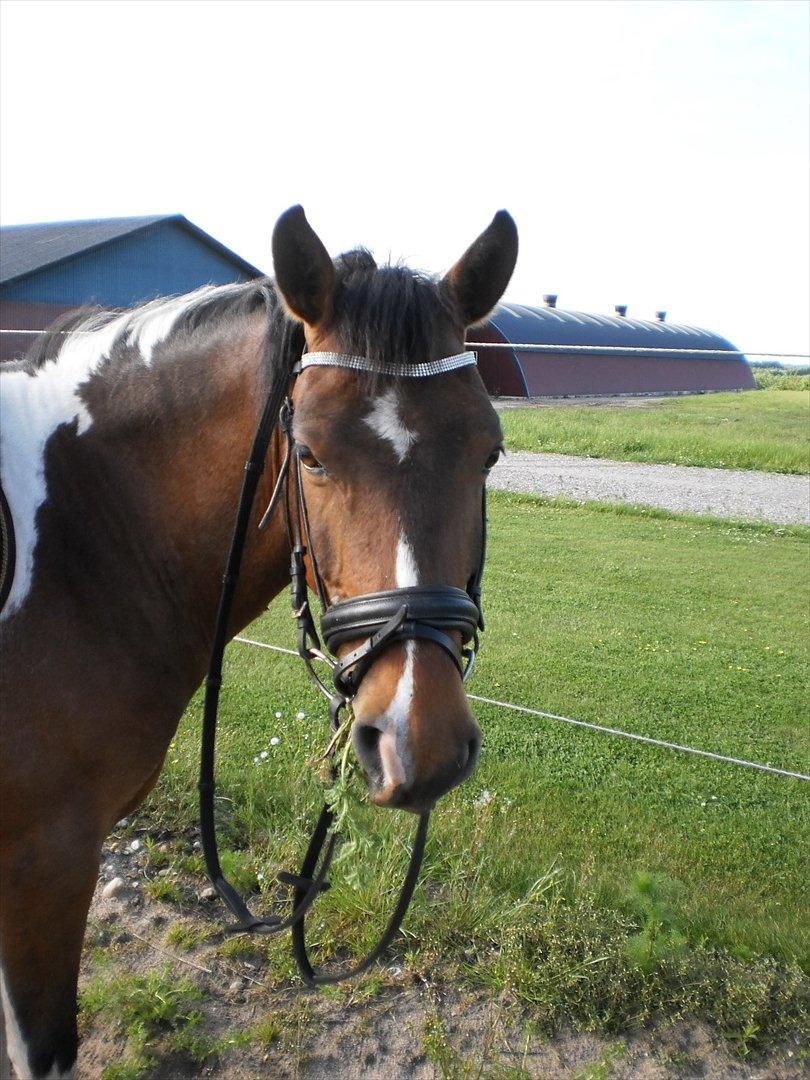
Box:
199 343 486 986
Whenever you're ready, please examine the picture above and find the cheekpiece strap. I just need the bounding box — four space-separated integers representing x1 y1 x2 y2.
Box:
297 350 477 378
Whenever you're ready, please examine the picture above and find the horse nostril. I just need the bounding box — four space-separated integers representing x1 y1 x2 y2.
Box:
467 735 480 768
355 724 382 757
352 723 384 783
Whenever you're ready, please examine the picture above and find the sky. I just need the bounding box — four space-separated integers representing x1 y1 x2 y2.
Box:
1 0 808 359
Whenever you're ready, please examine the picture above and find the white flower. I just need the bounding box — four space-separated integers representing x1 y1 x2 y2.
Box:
260 750 269 760
296 711 306 720
274 710 283 719
473 789 493 809
270 736 280 746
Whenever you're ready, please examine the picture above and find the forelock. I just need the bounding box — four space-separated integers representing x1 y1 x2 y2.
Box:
330 249 461 375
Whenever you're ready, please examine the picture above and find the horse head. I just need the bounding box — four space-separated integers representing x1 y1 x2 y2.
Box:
272 207 518 811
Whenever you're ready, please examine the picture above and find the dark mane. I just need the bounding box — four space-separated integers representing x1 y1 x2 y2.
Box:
330 249 459 368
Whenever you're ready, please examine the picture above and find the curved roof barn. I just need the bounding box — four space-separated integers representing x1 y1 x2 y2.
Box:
470 301 754 396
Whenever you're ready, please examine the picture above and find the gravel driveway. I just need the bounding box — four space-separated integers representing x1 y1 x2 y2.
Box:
488 451 810 525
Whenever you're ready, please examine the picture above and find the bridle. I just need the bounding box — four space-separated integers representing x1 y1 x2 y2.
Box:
199 342 488 985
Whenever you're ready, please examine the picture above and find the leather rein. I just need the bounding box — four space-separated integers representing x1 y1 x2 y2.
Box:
199 346 486 986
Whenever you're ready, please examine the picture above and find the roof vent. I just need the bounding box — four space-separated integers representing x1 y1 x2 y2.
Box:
655 310 667 322
614 304 628 317
543 294 558 308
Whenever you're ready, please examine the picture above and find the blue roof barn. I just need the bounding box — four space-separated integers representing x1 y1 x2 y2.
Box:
0 215 263 359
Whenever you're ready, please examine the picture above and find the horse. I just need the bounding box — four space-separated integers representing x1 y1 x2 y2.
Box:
0 205 518 1078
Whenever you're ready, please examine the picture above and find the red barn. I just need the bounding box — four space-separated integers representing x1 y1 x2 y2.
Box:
470 299 754 396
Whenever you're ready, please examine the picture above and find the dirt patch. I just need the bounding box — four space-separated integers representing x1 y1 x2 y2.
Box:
75 841 805 1079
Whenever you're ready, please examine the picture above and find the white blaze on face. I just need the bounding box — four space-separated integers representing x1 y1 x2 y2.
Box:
0 285 236 623
364 388 417 463
395 532 418 588
370 531 419 788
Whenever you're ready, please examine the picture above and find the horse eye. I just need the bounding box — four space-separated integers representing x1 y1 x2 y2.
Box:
484 447 503 472
298 446 326 475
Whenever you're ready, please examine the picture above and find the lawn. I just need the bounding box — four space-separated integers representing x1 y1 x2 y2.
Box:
498 389 810 474
126 491 809 1057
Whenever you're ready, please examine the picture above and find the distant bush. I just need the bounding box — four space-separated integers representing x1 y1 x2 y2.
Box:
753 369 810 391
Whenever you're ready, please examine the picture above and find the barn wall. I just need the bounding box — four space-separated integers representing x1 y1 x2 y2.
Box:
517 352 755 396
0 300 81 361
467 322 528 396
0 220 257 308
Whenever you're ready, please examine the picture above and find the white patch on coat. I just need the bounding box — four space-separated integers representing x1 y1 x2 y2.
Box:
125 284 243 363
1 962 32 1079
44 1063 75 1079
0 285 239 622
364 388 417 463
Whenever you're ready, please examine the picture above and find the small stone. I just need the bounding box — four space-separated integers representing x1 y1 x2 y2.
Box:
128 839 142 853
157 868 172 877
200 886 217 902
102 876 126 899
228 978 245 993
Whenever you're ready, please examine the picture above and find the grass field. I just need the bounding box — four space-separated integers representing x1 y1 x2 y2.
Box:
119 491 809 1064
499 389 810 474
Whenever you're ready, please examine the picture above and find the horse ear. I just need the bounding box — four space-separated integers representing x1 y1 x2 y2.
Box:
272 205 335 327
443 211 518 327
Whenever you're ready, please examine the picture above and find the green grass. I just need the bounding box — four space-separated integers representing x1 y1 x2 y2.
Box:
132 492 809 1047
498 389 810 473
80 965 202 1079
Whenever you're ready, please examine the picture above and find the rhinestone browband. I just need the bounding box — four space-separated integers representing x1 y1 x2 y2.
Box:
297 350 477 378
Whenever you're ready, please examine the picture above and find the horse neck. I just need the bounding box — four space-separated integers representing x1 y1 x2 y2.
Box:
67 316 290 686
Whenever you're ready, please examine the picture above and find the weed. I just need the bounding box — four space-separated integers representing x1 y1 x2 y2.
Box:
573 1041 628 1080
624 872 688 973
164 920 215 951
144 877 183 904
423 1011 470 1079
81 965 202 1078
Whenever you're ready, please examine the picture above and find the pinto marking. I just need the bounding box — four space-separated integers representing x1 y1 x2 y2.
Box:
0 286 236 623
364 388 417 463
0 962 73 1079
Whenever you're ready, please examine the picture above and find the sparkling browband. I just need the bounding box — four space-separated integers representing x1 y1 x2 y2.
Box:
298 350 477 378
